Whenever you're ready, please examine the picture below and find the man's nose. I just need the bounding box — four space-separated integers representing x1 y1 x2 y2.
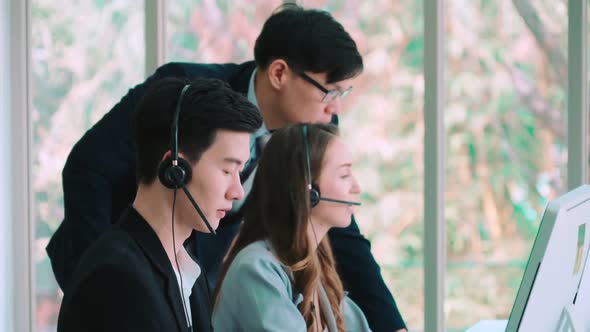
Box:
226 175 245 201
324 97 342 115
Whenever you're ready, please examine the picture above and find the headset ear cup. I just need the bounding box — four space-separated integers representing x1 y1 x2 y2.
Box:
158 157 192 189
175 157 192 185
310 183 321 207
158 158 175 189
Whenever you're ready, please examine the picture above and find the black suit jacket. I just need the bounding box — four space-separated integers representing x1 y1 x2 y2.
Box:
47 61 406 331
57 206 212 332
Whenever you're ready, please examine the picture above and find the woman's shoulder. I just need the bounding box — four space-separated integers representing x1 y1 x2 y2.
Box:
213 243 308 332
232 240 279 266
226 240 291 284
233 240 273 259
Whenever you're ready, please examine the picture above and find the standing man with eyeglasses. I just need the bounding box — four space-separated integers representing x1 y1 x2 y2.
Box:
46 4 407 332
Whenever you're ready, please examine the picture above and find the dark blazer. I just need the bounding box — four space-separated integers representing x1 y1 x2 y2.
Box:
47 61 406 331
57 206 212 332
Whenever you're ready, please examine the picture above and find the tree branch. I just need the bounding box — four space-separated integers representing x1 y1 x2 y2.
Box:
512 0 567 87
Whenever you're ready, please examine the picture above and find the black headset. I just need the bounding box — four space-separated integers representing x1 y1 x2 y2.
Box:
302 124 361 208
158 84 216 235
159 85 192 189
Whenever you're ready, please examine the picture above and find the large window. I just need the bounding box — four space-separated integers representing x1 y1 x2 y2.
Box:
445 1 567 330
167 0 283 63
31 1 144 331
25 1 587 331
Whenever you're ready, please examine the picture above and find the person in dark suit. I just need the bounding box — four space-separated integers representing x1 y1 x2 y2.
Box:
47 4 407 331
56 78 263 332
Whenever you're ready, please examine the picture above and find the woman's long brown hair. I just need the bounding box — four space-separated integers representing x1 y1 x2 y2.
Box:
213 123 346 331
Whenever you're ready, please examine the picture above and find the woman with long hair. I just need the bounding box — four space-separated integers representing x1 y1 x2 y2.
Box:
212 123 371 331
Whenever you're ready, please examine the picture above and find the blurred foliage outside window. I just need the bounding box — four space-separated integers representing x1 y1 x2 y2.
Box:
32 0 572 331
32 0 144 331
445 1 566 330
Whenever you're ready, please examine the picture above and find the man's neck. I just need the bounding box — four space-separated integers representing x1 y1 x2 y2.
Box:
254 69 286 131
133 184 192 264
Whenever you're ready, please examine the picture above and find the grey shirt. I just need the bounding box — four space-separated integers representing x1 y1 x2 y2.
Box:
213 240 372 332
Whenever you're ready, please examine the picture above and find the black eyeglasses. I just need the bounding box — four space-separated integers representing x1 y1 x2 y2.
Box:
296 71 353 103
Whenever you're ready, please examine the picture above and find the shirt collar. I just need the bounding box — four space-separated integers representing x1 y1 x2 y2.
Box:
247 68 268 138
176 246 201 283
173 246 200 328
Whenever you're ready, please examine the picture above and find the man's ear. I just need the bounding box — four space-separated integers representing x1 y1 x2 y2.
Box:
162 150 191 163
160 150 172 162
266 59 291 90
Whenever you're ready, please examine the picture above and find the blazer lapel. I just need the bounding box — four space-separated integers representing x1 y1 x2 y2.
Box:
164 274 191 332
190 271 213 332
118 207 189 332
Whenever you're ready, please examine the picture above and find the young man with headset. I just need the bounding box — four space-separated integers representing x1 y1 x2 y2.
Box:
47 4 407 331
56 78 262 332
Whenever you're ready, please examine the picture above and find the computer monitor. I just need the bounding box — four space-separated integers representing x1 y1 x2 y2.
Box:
507 184 590 332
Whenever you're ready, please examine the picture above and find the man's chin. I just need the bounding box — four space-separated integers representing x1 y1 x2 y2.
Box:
194 218 220 234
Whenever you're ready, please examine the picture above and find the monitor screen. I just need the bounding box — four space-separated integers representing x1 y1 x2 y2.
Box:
507 184 590 331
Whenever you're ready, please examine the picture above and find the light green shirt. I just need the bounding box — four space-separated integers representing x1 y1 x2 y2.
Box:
213 240 372 332
230 69 268 213
247 68 269 160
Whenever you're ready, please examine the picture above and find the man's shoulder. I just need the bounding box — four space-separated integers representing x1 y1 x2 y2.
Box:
70 229 146 283
155 61 255 84
57 230 166 331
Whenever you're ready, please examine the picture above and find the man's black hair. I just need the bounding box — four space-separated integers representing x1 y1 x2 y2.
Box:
254 3 363 83
132 77 262 184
